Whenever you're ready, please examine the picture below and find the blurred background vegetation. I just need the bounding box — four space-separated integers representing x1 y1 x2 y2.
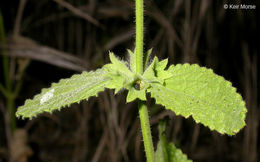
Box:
0 0 258 161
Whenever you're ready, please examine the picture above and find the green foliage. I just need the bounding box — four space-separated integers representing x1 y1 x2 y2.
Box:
12 0 248 161
105 51 147 102
104 52 134 93
17 52 247 136
16 68 112 119
155 120 192 162
148 64 247 135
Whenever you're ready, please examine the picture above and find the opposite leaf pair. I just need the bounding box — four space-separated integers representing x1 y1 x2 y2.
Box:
104 50 172 103
16 50 246 136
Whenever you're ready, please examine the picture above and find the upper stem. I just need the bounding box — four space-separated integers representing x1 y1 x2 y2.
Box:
135 0 144 74
135 0 155 161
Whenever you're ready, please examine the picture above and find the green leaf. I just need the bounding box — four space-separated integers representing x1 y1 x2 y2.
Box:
155 120 192 162
104 52 135 93
105 51 154 102
126 87 146 102
16 68 112 119
106 52 134 79
144 48 153 69
143 56 158 82
148 64 247 135
128 49 136 73
143 57 172 84
154 58 173 81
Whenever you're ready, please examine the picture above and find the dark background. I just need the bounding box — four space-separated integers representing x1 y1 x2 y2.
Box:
0 0 258 162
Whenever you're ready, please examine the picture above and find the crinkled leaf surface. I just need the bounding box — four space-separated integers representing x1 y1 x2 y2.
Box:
155 120 192 162
16 68 113 119
16 50 247 135
148 64 247 135
16 51 152 119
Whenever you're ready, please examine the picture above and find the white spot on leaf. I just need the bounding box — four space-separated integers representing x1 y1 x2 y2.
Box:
40 89 54 105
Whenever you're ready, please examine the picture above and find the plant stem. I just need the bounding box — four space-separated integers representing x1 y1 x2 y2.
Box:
135 0 155 161
138 101 155 162
135 0 143 74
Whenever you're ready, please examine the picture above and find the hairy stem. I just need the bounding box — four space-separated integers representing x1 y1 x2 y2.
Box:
138 101 155 162
135 0 155 161
135 0 143 74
